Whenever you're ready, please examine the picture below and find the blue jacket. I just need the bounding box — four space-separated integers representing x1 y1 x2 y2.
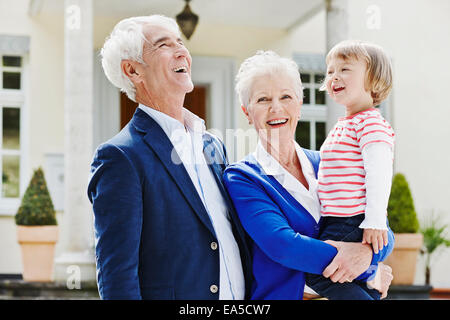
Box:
87 108 252 299
223 149 394 300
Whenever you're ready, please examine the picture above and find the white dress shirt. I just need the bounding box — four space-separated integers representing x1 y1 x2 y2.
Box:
138 104 245 300
253 139 321 295
253 140 322 223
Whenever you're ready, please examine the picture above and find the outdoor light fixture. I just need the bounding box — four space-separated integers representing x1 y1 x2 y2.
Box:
176 0 199 40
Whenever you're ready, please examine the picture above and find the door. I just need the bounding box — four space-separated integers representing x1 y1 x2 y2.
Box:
184 85 207 128
120 86 207 129
120 92 138 129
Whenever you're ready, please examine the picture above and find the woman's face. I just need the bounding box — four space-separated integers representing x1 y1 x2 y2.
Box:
243 73 302 146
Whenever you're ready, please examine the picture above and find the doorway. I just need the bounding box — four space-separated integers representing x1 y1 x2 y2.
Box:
119 86 208 129
120 92 138 129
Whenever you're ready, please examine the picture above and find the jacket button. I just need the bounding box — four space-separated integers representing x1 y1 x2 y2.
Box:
210 284 218 294
210 242 218 250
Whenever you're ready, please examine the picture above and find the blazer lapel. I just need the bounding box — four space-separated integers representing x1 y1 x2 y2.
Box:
131 109 216 236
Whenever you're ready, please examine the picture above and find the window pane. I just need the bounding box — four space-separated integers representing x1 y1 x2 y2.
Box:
3 107 20 149
303 88 310 104
295 121 310 149
3 56 22 67
315 122 326 150
3 72 21 89
300 73 310 84
315 89 326 105
314 74 325 84
2 155 20 198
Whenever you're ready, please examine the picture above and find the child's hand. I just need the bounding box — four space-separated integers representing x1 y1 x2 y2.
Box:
362 228 388 254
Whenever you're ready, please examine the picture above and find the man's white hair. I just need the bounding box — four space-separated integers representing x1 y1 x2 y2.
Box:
100 15 181 102
235 50 303 108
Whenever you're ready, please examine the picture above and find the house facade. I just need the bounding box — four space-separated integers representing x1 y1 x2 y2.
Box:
0 0 449 289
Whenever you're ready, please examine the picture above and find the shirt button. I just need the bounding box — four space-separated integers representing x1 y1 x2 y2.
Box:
210 284 218 294
210 242 218 250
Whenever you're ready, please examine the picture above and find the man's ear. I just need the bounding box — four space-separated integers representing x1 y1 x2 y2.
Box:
121 59 141 83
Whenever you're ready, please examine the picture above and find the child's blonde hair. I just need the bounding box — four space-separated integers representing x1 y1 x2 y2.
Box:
324 40 393 106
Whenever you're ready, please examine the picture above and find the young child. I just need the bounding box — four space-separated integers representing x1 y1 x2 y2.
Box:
305 40 395 300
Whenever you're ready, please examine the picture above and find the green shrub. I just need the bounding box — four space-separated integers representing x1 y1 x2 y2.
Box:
387 173 419 233
15 167 57 226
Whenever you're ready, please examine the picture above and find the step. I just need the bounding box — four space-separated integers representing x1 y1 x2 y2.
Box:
0 279 99 300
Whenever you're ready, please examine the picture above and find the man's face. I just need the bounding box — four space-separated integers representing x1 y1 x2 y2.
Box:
139 23 193 96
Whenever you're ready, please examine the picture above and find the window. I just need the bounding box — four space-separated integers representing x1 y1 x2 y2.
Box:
1 55 24 203
2 56 22 90
296 71 327 151
301 72 326 106
295 119 327 151
293 53 328 151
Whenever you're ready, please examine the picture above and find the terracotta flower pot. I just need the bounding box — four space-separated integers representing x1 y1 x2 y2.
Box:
16 225 59 282
384 233 423 285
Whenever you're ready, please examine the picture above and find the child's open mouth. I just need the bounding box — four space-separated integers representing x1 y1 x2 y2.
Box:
333 85 345 93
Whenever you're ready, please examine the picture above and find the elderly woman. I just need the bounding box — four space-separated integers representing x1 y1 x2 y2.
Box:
223 51 394 300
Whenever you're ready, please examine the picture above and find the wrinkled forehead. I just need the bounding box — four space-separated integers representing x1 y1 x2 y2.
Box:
142 23 181 45
250 71 300 96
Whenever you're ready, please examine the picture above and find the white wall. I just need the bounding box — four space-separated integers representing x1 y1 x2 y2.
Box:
0 0 65 273
0 1 65 173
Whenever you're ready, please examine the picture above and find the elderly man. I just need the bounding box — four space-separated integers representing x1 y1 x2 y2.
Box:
87 15 252 300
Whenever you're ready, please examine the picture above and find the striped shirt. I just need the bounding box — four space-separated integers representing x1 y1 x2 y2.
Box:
318 108 395 219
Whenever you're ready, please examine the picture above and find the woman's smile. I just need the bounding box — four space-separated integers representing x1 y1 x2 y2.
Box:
266 118 289 127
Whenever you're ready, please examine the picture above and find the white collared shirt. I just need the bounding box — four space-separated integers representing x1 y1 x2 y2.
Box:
253 140 321 223
138 104 245 300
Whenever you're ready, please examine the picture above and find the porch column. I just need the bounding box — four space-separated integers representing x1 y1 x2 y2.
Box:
54 0 96 283
325 0 349 132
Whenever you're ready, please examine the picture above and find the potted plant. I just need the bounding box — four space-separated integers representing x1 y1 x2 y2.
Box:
384 173 423 285
420 212 450 286
15 167 58 282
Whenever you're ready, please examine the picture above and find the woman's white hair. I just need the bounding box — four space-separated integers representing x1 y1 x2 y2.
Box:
100 15 181 102
235 50 303 108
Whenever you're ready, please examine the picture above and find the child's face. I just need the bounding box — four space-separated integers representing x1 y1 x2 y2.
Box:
325 56 373 113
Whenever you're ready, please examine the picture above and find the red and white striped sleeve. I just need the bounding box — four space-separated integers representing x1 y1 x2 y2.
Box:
355 112 395 152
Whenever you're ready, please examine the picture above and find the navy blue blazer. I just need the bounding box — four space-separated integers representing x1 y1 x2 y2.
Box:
87 108 252 300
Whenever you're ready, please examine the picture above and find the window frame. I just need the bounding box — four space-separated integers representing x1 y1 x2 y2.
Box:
293 53 328 151
299 70 327 151
0 53 28 215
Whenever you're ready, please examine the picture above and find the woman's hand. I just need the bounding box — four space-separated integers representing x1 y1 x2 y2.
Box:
367 262 393 299
322 240 372 283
